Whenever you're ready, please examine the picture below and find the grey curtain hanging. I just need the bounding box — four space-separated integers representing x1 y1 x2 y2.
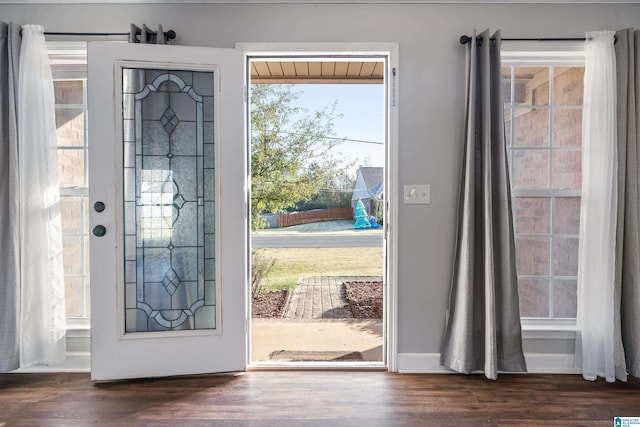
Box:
440 29 527 380
614 28 640 379
0 21 21 372
129 24 168 44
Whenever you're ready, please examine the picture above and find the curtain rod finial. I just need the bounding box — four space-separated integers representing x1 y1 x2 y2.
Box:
460 35 472 45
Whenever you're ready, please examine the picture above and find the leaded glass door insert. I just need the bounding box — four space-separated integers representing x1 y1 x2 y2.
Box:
122 68 216 332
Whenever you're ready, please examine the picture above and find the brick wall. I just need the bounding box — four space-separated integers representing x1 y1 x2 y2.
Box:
505 66 583 318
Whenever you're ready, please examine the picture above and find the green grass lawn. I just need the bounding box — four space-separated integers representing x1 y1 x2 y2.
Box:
254 247 383 292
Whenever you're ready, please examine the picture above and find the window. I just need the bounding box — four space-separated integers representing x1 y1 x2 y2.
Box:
502 47 584 320
50 42 89 319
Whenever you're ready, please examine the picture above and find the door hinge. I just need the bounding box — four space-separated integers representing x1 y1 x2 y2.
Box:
391 67 397 107
385 200 389 235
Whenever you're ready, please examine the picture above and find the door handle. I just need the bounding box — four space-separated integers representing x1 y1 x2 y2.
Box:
94 201 105 212
92 225 107 237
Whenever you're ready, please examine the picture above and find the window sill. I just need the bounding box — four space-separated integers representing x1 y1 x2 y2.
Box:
521 318 576 340
66 317 90 336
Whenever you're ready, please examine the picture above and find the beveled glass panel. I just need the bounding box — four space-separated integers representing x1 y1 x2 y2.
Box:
193 71 214 96
513 108 549 147
514 197 550 235
518 278 550 318
122 67 216 333
512 149 548 189
514 67 549 105
553 67 584 105
515 237 550 276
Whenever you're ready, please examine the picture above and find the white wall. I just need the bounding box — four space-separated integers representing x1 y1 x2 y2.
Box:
3 1 639 371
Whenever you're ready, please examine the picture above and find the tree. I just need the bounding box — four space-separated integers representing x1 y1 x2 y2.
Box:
295 164 356 211
251 84 344 229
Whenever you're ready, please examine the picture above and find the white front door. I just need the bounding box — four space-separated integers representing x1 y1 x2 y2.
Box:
88 42 247 381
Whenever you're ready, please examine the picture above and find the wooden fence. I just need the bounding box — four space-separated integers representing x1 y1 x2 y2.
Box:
277 207 354 228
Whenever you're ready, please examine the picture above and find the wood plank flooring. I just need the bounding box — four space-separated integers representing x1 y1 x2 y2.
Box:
1 372 639 426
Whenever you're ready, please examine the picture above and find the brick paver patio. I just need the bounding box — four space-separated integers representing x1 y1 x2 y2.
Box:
284 276 382 320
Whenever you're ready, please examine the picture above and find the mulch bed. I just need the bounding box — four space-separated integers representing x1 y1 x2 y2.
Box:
343 281 383 319
252 290 290 318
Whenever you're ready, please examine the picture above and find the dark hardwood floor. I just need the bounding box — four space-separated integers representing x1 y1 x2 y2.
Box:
1 372 639 426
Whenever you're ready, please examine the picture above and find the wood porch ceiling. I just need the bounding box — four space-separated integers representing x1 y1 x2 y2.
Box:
250 60 384 84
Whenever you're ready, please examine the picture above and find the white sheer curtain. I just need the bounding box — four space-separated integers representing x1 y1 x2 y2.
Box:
575 30 624 382
18 25 66 367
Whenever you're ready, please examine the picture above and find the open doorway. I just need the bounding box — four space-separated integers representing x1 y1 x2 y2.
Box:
246 55 390 366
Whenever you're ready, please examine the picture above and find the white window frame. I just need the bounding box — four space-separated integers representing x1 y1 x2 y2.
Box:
501 42 584 338
49 41 90 333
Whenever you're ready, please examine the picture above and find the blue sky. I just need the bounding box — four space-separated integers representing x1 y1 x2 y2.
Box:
284 84 385 175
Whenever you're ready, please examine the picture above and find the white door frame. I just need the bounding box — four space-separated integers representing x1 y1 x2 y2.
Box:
237 42 399 372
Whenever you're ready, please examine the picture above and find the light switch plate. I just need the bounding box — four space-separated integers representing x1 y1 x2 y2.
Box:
404 184 431 204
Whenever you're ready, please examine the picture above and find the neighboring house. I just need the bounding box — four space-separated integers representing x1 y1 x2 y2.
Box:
351 166 383 218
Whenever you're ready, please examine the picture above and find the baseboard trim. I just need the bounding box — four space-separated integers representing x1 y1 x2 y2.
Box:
397 352 580 374
12 352 579 375
12 352 90 373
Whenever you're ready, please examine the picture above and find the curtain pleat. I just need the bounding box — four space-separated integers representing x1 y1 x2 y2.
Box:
615 28 640 379
18 25 66 367
0 21 21 373
440 29 527 380
129 24 168 44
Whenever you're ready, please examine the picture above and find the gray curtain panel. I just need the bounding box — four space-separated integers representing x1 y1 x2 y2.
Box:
0 21 21 373
129 24 167 44
615 28 640 379
440 29 527 380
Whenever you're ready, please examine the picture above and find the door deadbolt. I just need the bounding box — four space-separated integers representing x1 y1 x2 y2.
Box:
92 225 107 237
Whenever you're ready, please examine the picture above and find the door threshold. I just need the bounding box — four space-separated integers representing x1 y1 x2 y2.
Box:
248 361 387 371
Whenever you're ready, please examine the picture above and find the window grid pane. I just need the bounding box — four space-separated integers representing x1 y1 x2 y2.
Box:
56 79 90 318
505 64 583 319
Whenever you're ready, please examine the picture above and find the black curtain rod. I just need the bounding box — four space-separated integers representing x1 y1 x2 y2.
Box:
21 30 177 40
44 32 131 37
460 34 617 45
459 35 587 45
